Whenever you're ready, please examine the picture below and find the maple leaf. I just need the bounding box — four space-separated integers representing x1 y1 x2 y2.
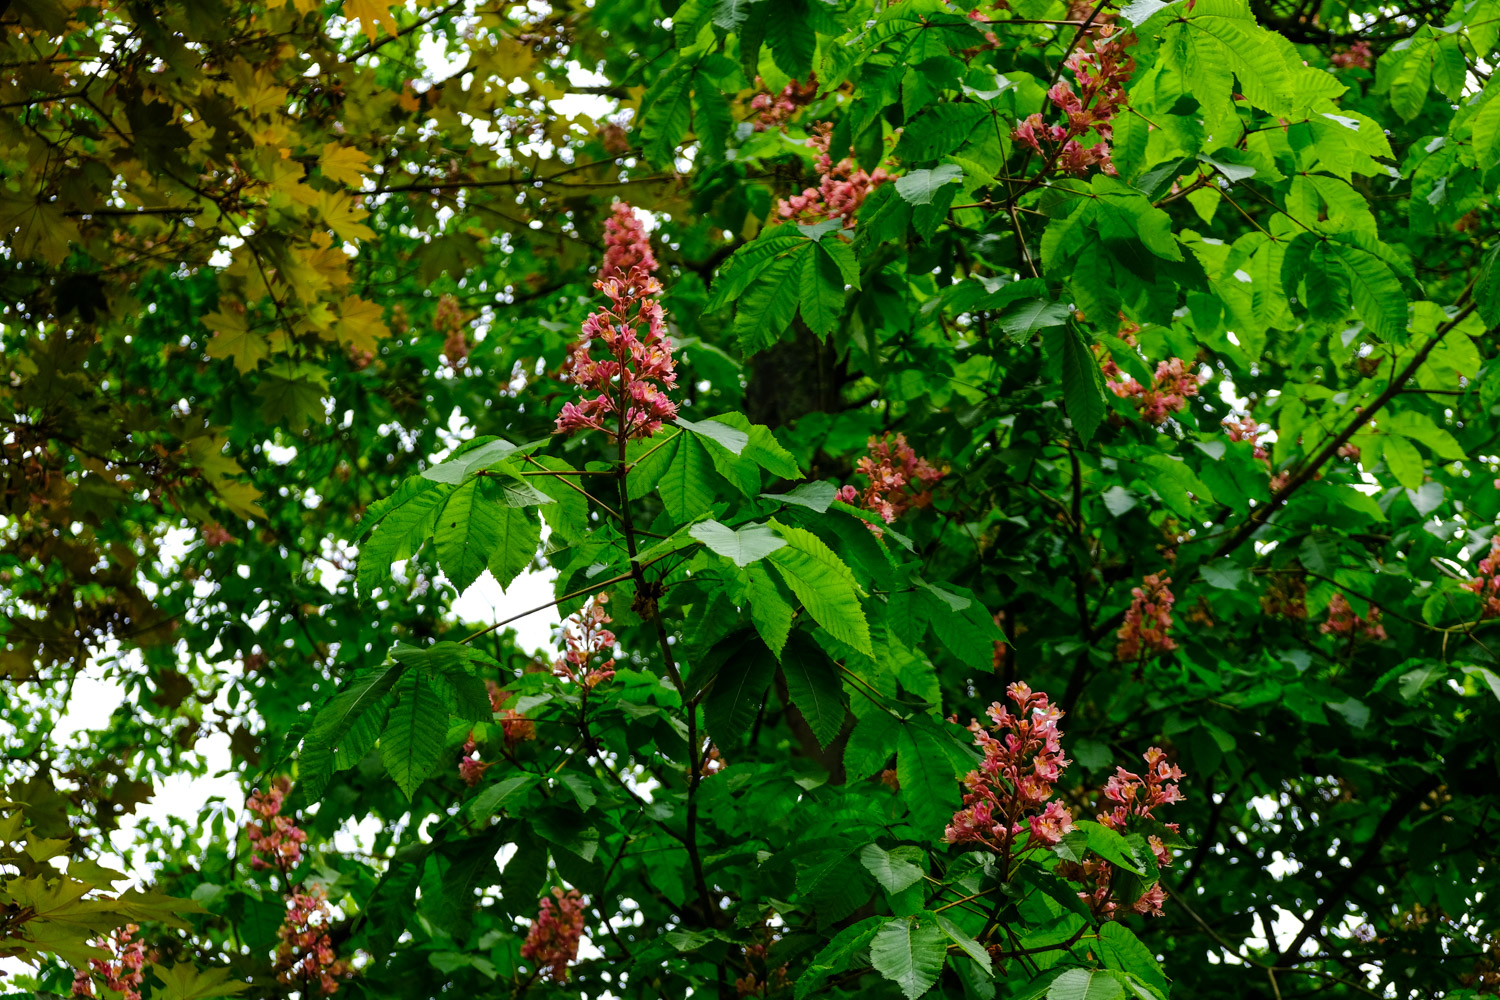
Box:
319 141 373 187
154 962 251 1000
343 0 399 43
202 309 271 373
335 295 391 353
316 190 376 243
0 196 80 265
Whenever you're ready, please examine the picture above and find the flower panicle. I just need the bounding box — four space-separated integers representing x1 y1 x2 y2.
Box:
775 122 891 227
246 778 307 872
521 887 587 982
1116 573 1177 661
836 432 945 534
553 592 616 688
1013 28 1135 177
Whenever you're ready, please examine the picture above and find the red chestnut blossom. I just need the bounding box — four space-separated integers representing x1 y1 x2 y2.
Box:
600 202 658 281
1319 592 1387 641
521 887 587 982
275 885 351 994
200 522 235 547
436 293 469 369
1116 574 1176 661
1330 40 1373 69
1105 355 1201 425
458 732 493 787
776 122 891 227
554 267 678 440
246 778 307 872
71 923 146 1000
1067 747 1186 919
945 683 1076 859
1013 28 1134 177
554 593 616 688
486 679 539 749
1223 416 1269 463
749 75 818 132
837 432 945 533
1464 537 1500 620
1261 573 1308 620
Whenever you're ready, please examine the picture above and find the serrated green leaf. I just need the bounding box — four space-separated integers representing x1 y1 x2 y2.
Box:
1098 923 1168 995
767 520 872 655
859 844 926 894
690 519 785 566
381 672 449 799
844 711 899 782
1042 325 1106 444
870 916 947 1000
782 633 846 749
934 912 992 976
1047 968 1126 1000
660 434 720 521
747 562 795 657
894 164 963 206
1000 299 1072 342
468 772 541 819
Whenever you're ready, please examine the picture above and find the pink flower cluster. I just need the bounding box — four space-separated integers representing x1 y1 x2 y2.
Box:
487 679 538 748
750 75 819 132
599 202 658 282
275 886 351 994
521 887 587 982
1013 29 1134 177
1223 416 1269 463
554 268 678 439
71 924 146 1000
436 293 469 369
200 522 235 547
945 683 1076 858
1464 538 1500 620
1320 593 1387 641
776 123 891 227
246 779 307 872
1068 748 1186 918
1104 356 1201 425
1330 41 1373 70
554 593 616 688
835 432 945 532
1116 574 1176 661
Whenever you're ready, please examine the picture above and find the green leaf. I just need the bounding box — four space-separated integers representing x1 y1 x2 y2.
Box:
870 916 947 1000
1097 923 1168 996
1387 34 1434 121
1383 434 1425 490
860 844 926 894
999 299 1072 342
468 772 541 819
1071 820 1147 874
746 562 795 657
298 661 405 799
799 243 849 337
434 477 505 593
894 103 989 161
690 520 785 566
934 912 992 976
676 414 750 454
357 478 448 595
641 64 693 166
768 520 872 655
421 438 519 484
844 711 899 782
894 164 963 206
763 481 837 512
659 434 720 521
381 672 449 799
1047 968 1126 1000
152 963 250 1000
897 719 964 835
709 412 803 478
1042 325 1107 445
702 639 778 744
795 916 885 1000
782 633 846 749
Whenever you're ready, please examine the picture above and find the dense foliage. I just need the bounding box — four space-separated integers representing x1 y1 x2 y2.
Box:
2 0 1500 997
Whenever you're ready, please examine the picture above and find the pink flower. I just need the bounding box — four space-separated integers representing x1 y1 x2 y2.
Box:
839 433 946 534
554 254 678 440
246 779 307 872
1330 40 1373 70
275 885 350 993
554 593 617 688
774 122 891 227
522 887 587 981
1116 574 1176 661
73 924 146 1000
749 75 819 132
1224 416 1270 463
1464 537 1500 620
600 202 658 282
1012 31 1134 177
1320 593 1387 641
945 684 1074 856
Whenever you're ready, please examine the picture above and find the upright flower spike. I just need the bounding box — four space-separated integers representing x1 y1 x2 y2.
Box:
599 202 658 282
274 885 351 994
1068 747 1187 918
1116 574 1177 661
1320 592 1387 641
246 778 307 872
521 887 587 982
945 683 1076 857
555 212 678 441
775 122 891 227
1012 27 1135 176
553 593 616 688
836 432 945 533
749 75 819 132
1463 537 1500 619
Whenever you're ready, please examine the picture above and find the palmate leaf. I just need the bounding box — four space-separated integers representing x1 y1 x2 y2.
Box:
660 434 720 521
794 916 885 1000
298 660 405 799
381 671 449 800
893 102 989 161
746 562 795 657
859 844 926 894
701 638 778 745
356 477 448 596
1097 922 1169 996
1047 968 1127 1000
896 720 963 834
433 476 505 593
870 915 947 1000
767 520 872 655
